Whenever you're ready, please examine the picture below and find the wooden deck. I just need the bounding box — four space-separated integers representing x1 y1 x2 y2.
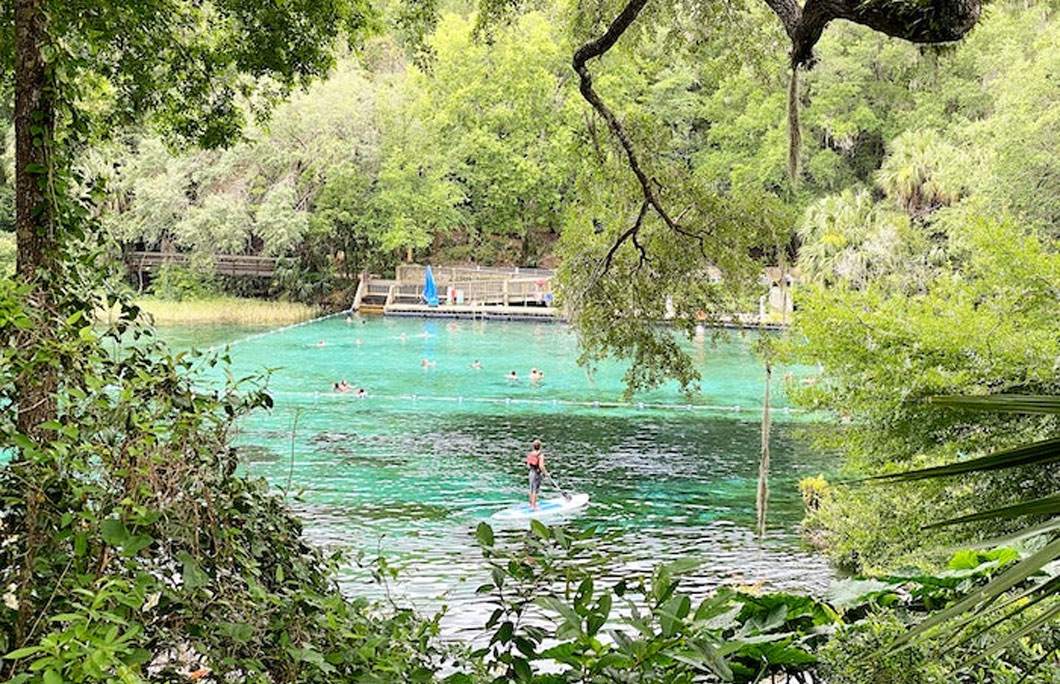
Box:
354 265 559 320
354 264 792 328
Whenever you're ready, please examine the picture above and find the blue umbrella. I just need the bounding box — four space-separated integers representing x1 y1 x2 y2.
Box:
423 265 438 307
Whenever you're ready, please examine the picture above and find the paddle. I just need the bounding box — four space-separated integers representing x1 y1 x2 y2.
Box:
546 472 572 501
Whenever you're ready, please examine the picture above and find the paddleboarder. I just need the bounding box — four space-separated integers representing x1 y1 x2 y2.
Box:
526 439 547 510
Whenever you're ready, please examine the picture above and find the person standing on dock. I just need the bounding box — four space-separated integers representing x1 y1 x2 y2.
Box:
526 439 547 511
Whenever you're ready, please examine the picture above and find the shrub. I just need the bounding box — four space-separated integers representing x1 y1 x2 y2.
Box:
0 282 453 683
149 264 218 301
819 612 941 684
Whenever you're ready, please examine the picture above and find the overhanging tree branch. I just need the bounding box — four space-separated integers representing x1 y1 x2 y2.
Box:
601 201 650 276
767 0 982 66
571 0 982 256
572 0 700 277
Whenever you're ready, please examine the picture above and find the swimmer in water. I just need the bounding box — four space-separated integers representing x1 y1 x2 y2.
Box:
345 316 353 324
507 370 519 382
421 358 436 369
398 333 407 342
529 368 544 382
317 340 326 348
334 380 350 393
355 339 363 345
469 360 482 370
356 388 367 398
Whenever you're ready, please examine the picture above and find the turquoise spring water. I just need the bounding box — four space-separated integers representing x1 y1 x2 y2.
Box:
161 314 834 634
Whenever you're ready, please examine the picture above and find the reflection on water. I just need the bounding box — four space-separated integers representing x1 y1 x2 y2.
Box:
160 315 834 636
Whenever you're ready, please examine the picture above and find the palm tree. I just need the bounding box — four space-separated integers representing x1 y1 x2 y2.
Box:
874 129 967 219
797 188 913 290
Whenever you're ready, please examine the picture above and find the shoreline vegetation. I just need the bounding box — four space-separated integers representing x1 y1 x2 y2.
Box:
105 297 321 326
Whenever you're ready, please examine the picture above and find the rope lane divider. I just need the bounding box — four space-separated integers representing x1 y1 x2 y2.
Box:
206 310 348 353
257 390 800 414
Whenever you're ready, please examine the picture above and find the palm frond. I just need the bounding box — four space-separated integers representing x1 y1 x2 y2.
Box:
923 494 1060 529
883 391 1060 671
862 437 1060 483
889 536 1060 651
928 394 1060 414
960 602 1060 669
965 519 1060 550
951 575 1060 651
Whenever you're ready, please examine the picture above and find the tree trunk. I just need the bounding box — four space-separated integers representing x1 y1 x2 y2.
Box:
14 0 56 438
756 363 772 539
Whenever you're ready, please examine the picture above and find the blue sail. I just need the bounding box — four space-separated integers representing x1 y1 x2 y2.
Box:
423 265 439 307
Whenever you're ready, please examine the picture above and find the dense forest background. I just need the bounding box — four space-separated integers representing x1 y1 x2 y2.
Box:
2 0 1055 301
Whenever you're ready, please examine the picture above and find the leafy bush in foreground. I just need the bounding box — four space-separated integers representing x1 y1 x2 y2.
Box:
0 280 454 683
466 524 1059 683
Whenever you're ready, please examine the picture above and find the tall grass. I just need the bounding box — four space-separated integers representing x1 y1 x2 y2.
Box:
129 297 321 326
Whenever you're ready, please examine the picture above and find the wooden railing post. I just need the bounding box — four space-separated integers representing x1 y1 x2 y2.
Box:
352 272 367 311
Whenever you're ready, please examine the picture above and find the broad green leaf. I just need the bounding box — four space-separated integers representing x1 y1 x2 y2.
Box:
475 522 494 547
529 519 549 540
119 534 154 556
4 646 41 660
177 551 210 590
101 518 129 546
824 578 894 608
891 535 1060 649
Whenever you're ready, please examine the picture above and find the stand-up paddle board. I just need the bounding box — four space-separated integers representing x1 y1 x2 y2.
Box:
491 493 590 521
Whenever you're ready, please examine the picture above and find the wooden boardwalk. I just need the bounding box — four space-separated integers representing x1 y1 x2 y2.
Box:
126 252 277 278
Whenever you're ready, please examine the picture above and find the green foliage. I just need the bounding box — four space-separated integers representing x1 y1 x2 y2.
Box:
469 521 840 683
820 613 941 684
860 394 1060 665
0 232 13 278
8 0 372 153
465 521 1059 682
148 264 219 301
788 209 1060 570
0 184 13 234
0 276 452 683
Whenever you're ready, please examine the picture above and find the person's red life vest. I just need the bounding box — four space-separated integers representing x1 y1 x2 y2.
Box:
526 451 541 469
